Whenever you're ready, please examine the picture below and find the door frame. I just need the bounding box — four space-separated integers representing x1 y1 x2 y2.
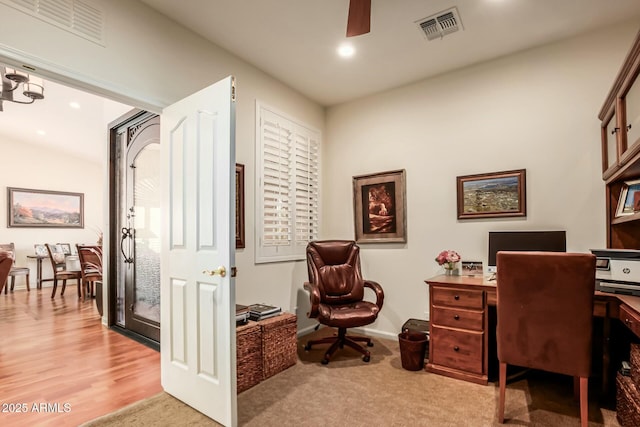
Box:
0 49 163 327
107 110 161 334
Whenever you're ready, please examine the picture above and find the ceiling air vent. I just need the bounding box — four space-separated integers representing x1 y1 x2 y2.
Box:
0 0 105 46
416 7 463 41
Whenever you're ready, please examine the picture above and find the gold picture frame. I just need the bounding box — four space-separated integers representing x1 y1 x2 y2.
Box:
456 169 526 220
352 169 407 243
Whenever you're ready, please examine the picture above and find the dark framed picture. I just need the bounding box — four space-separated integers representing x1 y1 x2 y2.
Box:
353 169 407 243
235 163 245 249
7 187 84 228
456 169 526 220
615 178 640 217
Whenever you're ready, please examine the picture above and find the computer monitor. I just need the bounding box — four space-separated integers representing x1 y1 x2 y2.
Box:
487 230 566 273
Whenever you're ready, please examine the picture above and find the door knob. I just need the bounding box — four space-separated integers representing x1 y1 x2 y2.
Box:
203 266 226 278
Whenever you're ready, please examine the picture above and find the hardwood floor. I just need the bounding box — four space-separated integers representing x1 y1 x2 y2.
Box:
0 288 162 427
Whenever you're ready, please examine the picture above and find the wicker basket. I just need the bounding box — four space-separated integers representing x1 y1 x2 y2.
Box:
236 321 262 393
630 343 640 388
617 373 640 427
259 313 297 379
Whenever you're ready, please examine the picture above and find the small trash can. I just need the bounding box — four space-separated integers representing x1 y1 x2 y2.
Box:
398 330 429 371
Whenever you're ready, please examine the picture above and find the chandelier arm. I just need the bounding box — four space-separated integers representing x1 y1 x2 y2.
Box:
4 80 19 92
0 97 35 105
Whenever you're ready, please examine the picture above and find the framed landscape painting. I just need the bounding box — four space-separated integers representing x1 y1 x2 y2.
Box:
353 169 407 243
7 187 84 228
456 169 526 219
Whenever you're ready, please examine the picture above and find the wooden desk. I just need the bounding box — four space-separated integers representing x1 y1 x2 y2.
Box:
425 275 640 387
27 255 53 289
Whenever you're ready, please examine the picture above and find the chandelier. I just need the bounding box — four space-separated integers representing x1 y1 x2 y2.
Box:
0 67 45 112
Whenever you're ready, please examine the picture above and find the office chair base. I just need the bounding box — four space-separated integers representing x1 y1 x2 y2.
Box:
304 327 373 364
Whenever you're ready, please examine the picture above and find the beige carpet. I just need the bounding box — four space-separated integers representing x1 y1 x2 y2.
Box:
83 328 620 426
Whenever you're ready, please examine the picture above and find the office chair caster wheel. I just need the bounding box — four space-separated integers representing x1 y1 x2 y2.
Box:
304 343 312 351
321 358 329 365
367 341 374 347
363 355 370 362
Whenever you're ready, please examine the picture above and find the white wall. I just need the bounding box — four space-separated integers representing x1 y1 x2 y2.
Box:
322 21 640 337
0 136 103 288
0 0 324 318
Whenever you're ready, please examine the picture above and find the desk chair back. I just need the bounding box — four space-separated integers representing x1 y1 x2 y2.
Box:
0 242 30 293
496 251 596 427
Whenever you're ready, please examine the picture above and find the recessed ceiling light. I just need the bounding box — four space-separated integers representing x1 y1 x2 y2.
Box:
337 43 355 58
69 101 80 109
36 130 46 136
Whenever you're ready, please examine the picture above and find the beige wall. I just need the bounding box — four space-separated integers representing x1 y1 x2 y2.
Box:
2 1 638 338
0 136 103 288
0 0 325 315
322 21 640 337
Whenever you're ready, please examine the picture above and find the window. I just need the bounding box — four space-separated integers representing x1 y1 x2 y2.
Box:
255 102 320 263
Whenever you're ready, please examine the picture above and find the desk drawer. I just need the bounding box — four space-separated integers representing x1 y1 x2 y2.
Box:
430 326 483 375
431 306 483 331
431 287 483 310
620 304 640 338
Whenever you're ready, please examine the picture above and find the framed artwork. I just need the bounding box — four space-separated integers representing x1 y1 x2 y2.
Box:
456 169 526 220
34 244 47 257
461 261 484 277
235 163 245 249
353 169 407 243
7 187 84 228
615 178 640 217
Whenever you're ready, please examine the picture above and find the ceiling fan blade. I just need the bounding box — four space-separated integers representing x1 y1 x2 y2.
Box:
346 0 371 37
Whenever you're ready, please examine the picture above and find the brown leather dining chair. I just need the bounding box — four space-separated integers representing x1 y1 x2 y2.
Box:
0 250 13 294
76 244 102 300
46 243 82 299
0 243 30 294
496 251 596 427
303 240 384 364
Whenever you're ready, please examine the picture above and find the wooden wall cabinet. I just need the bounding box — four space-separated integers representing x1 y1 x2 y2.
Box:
600 29 640 248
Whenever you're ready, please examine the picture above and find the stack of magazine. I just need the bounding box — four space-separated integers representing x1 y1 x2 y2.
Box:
236 304 250 325
248 303 281 321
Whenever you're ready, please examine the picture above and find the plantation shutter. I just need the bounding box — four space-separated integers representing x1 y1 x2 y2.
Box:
256 102 320 263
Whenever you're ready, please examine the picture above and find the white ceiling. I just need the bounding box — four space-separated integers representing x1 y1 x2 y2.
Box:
2 0 640 162
139 0 640 106
0 76 132 163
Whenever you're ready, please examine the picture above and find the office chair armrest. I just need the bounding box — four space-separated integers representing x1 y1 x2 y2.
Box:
304 281 321 318
364 280 384 309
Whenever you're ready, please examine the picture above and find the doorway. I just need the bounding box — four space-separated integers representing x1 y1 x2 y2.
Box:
109 111 161 343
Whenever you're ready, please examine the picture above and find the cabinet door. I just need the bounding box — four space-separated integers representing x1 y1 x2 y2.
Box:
604 112 619 172
625 76 640 151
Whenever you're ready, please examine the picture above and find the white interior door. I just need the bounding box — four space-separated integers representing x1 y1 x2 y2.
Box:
160 76 237 427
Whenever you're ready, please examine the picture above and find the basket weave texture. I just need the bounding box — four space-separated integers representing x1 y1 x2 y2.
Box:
617 373 640 427
236 321 262 393
630 343 640 388
259 313 298 379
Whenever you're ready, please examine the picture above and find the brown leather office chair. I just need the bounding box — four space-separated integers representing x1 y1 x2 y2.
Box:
0 243 30 294
303 240 384 364
0 251 13 294
76 244 102 300
46 243 82 299
496 251 596 427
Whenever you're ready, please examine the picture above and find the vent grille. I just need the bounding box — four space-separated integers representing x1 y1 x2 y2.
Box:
0 0 105 46
416 7 463 41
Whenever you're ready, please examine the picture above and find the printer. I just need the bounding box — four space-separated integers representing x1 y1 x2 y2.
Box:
591 249 640 296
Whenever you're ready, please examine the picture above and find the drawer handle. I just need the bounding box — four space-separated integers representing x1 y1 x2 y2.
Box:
454 314 460 320
453 346 460 352
454 295 460 300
